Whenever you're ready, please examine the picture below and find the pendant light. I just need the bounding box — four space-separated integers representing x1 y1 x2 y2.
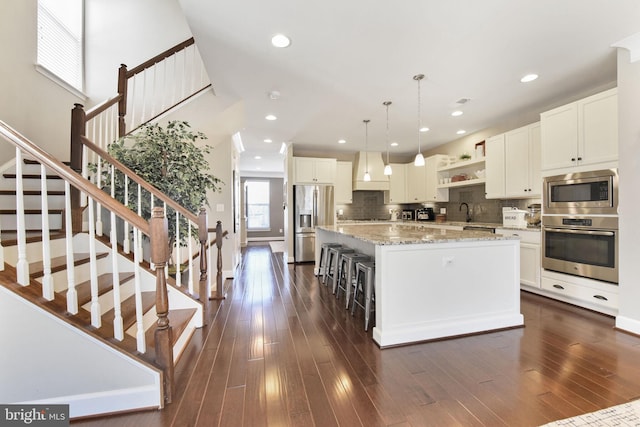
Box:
363 119 371 181
413 74 425 167
383 101 393 176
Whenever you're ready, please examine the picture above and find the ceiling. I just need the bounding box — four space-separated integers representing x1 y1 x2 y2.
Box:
178 0 640 175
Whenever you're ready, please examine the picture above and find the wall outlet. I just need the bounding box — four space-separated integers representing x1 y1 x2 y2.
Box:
279 228 283 233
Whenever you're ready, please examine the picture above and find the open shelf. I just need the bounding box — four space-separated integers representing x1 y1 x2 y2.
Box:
437 156 485 172
437 178 486 188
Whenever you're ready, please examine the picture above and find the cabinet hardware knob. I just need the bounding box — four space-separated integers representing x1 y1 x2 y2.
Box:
578 157 583 161
593 295 608 301
553 284 565 290
571 158 576 162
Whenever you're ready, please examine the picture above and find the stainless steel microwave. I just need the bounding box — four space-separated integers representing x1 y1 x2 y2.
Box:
543 169 618 215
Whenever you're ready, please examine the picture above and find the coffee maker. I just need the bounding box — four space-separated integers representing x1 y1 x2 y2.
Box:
416 207 435 221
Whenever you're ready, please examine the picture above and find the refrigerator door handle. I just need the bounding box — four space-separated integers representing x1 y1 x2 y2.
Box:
312 188 318 228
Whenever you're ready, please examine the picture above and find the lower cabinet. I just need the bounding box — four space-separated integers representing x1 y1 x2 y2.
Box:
496 228 540 288
540 270 618 315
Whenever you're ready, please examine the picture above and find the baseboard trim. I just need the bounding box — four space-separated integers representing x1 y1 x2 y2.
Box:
616 315 640 336
247 237 284 242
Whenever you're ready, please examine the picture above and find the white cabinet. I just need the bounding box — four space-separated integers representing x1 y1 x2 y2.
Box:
405 162 427 202
425 155 449 202
384 163 407 204
540 88 618 174
335 161 353 204
540 270 618 315
505 122 541 198
293 157 336 184
485 134 505 199
496 228 541 288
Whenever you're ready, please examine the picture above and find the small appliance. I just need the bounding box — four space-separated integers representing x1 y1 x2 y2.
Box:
543 169 618 215
401 210 414 221
416 207 435 221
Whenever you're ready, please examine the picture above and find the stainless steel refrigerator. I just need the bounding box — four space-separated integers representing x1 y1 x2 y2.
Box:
294 185 335 262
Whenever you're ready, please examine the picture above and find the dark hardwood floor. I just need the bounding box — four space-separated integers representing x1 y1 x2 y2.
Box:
74 243 640 426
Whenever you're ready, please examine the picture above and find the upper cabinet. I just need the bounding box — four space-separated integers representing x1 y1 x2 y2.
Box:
293 157 337 184
505 122 541 198
384 163 407 204
335 161 353 204
405 161 427 202
485 134 505 199
540 88 618 175
485 122 541 199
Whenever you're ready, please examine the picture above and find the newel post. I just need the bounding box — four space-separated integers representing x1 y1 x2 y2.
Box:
70 103 85 232
197 207 209 304
214 220 225 300
150 207 174 404
117 64 128 138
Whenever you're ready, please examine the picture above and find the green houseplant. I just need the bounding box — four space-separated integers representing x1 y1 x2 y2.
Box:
101 121 223 268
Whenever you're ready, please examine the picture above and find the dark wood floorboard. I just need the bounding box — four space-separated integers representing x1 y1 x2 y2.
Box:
73 243 640 426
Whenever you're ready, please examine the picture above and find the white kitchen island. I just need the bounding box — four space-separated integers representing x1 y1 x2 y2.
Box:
316 223 524 348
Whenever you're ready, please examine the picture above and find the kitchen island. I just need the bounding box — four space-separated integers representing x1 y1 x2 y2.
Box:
316 223 523 347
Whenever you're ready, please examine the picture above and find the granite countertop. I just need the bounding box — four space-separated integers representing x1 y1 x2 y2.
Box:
336 219 541 232
318 223 521 245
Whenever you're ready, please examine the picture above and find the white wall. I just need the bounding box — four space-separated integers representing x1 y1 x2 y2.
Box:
616 46 640 334
0 0 83 164
84 0 192 103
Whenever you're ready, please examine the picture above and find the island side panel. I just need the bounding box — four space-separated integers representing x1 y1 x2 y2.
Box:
373 239 523 347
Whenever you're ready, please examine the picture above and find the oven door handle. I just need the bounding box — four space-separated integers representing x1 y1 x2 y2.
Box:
544 227 615 237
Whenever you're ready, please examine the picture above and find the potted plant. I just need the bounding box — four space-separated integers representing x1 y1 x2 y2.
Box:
101 120 223 271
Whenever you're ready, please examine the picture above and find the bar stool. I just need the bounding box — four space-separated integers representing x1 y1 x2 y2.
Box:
351 260 376 331
324 246 354 286
317 243 342 281
335 252 371 309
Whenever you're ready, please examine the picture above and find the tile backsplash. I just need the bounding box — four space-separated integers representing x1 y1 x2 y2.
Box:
336 187 540 224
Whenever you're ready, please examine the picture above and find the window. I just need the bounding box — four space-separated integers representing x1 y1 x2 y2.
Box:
245 181 270 230
37 0 84 92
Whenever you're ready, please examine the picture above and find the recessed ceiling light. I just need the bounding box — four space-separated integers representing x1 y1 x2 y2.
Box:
520 73 538 83
390 142 399 147
456 130 466 135
451 110 463 117
420 127 429 132
254 155 262 160
264 139 272 143
265 114 277 121
271 34 291 48
338 139 346 144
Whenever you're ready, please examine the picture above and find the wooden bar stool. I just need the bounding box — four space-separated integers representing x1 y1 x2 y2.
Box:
318 243 342 281
324 246 354 286
351 260 376 331
335 252 371 309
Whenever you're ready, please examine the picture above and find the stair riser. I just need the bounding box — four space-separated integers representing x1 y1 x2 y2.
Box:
1 213 63 231
81 278 137 316
2 239 68 266
0 179 66 192
47 258 112 293
0 194 65 210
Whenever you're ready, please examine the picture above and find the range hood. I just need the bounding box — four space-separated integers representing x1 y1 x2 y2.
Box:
352 151 390 191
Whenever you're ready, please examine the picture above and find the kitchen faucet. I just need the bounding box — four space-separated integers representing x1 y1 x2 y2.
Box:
459 202 471 222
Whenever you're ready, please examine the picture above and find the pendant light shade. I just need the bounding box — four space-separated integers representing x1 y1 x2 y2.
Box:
383 101 393 176
363 119 371 181
413 74 425 167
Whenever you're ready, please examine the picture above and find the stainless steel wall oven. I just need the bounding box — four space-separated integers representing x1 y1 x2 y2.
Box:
542 216 618 284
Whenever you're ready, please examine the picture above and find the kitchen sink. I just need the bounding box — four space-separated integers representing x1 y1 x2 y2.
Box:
462 225 496 233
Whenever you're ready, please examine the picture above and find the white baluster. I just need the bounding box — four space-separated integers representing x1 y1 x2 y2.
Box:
40 164 54 300
137 184 143 256
64 181 78 314
164 202 168 278
15 148 29 285
188 220 194 295
141 70 147 124
95 147 103 237
110 209 123 340
81 144 88 208
133 226 146 353
87 197 101 327
129 76 137 131
0 194 4 270
207 229 212 299
175 211 181 288
150 66 156 118
161 59 167 112
123 176 130 254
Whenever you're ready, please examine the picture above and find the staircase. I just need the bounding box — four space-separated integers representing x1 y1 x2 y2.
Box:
0 38 224 419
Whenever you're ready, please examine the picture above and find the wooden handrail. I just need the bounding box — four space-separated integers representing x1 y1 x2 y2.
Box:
80 136 199 224
126 38 195 77
0 120 150 234
85 95 122 121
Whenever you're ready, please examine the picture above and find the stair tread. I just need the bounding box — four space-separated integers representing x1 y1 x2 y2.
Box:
30 252 109 279
0 230 67 246
0 209 64 214
145 308 197 348
61 272 136 306
0 190 65 196
24 158 71 167
103 291 156 331
2 173 63 180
